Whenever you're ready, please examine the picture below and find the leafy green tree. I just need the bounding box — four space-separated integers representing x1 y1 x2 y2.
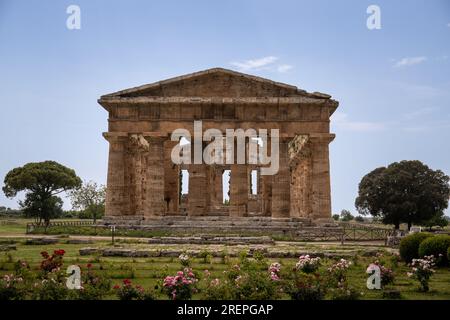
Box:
340 209 354 221
2 161 81 225
354 216 365 223
420 212 449 231
355 160 449 230
68 181 105 223
332 214 340 221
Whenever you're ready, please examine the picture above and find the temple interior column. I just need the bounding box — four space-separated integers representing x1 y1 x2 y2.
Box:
271 139 290 218
144 136 166 217
164 141 180 214
229 164 248 217
310 134 335 220
103 133 128 217
187 164 208 216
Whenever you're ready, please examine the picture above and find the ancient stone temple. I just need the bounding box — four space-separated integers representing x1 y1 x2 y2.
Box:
98 68 339 231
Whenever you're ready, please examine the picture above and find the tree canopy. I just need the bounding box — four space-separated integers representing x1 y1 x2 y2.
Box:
68 181 106 222
355 160 449 229
2 161 82 225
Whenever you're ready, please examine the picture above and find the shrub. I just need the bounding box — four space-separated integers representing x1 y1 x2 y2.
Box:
407 255 435 292
178 253 190 267
40 250 65 273
31 277 70 300
0 274 26 300
418 235 450 266
327 259 352 284
329 281 361 300
201 276 233 300
284 273 326 301
399 233 433 263
113 279 154 300
162 268 198 300
295 255 321 274
447 246 450 262
75 264 112 300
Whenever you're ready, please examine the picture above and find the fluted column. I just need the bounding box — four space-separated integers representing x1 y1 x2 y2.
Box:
229 164 248 217
144 136 166 217
103 133 128 217
187 164 208 216
271 139 290 218
309 134 335 220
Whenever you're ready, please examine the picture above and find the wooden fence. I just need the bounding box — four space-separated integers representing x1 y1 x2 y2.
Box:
26 220 96 233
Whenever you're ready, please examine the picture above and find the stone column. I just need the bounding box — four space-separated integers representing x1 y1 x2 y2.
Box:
103 133 128 217
187 164 208 216
127 137 146 217
229 164 248 217
164 141 180 214
144 136 166 217
271 139 290 218
213 167 224 207
309 134 335 220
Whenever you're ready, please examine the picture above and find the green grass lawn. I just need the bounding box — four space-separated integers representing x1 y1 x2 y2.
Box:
1 240 449 300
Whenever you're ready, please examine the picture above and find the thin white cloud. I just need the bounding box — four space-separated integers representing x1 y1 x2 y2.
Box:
402 107 434 120
331 112 387 132
230 56 293 73
394 56 427 67
277 64 293 73
230 56 278 72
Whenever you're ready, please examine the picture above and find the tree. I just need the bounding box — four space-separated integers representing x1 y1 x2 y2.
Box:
340 209 354 221
420 211 449 231
332 214 340 221
2 161 81 225
68 181 106 223
355 160 449 230
354 216 365 223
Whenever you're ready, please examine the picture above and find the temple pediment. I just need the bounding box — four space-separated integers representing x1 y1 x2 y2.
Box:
101 68 333 99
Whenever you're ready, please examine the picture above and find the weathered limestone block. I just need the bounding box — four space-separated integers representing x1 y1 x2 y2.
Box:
229 164 248 217
309 134 335 220
188 164 208 215
271 140 290 218
144 136 166 217
103 133 128 216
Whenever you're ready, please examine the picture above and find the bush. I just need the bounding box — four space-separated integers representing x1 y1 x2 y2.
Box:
447 246 450 262
284 273 326 301
418 235 450 266
399 233 433 263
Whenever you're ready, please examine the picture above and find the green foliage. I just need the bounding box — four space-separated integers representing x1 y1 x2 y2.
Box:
340 209 354 221
399 233 433 263
332 214 340 221
354 216 365 222
447 246 450 262
284 273 326 300
420 212 448 230
68 181 105 222
355 160 450 229
2 161 82 225
418 235 450 266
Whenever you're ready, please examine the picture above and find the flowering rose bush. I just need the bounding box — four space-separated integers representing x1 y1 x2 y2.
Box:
178 253 190 267
327 259 352 284
329 281 361 300
407 255 436 292
268 262 281 281
113 279 154 300
40 250 65 273
75 264 112 300
372 261 395 287
295 255 321 273
284 273 326 301
163 268 198 300
0 274 26 300
31 275 70 300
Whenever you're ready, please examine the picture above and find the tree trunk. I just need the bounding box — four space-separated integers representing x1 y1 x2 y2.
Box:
394 222 400 230
407 221 412 231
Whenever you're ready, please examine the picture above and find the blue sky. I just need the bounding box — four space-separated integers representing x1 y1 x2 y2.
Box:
0 0 449 216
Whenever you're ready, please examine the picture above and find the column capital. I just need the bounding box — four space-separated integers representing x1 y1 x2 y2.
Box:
308 133 335 144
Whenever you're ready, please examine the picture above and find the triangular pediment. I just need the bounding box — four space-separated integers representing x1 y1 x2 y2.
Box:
102 68 313 98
